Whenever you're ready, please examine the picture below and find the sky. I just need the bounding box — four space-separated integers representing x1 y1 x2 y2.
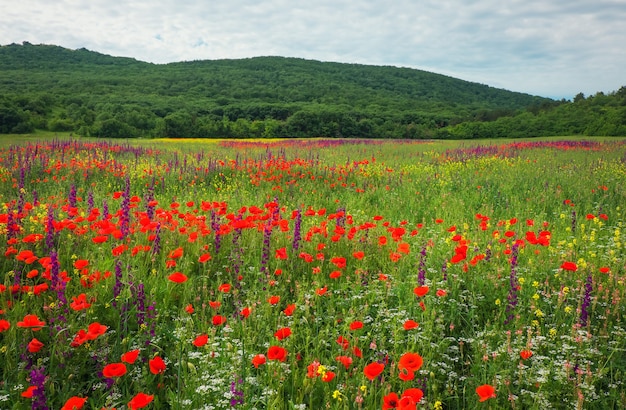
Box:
2 0 625 100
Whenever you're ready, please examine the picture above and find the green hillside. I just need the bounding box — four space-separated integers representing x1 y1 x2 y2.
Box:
1 42 624 138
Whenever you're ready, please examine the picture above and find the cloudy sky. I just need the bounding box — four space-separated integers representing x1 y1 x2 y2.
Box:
2 0 625 99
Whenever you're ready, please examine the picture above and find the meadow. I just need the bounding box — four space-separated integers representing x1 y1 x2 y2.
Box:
0 136 625 409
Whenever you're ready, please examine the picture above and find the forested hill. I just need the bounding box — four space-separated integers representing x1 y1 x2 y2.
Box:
1 42 624 138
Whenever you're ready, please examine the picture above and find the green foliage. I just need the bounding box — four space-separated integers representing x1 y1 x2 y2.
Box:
0 43 624 138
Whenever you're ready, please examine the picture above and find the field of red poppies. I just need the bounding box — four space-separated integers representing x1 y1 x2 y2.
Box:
1 137 625 409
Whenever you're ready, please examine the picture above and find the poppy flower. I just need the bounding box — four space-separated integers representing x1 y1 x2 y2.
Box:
336 355 353 369
193 334 208 347
274 327 292 341
599 267 610 274
520 349 533 360
128 392 154 410
252 354 266 368
168 272 188 283
212 315 226 326
21 385 37 398
121 349 140 364
363 362 385 380
27 338 44 353
149 356 166 374
267 346 287 362
283 304 296 316
383 392 399 409
476 384 496 402
398 352 423 372
349 321 363 331
102 362 127 378
240 307 251 318
73 259 89 270
17 314 45 331
560 261 578 272
413 286 429 297
275 248 287 260
168 247 184 259
403 320 419 330
267 295 280 305
185 304 194 314
0 319 10 332
315 286 328 296
61 396 87 410
321 371 335 382
402 388 424 404
198 253 212 263
218 283 231 293
398 367 415 381
70 293 92 311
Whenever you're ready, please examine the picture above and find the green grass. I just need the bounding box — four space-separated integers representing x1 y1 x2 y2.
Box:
0 136 625 409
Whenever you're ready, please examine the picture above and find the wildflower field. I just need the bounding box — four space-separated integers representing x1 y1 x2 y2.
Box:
1 137 626 410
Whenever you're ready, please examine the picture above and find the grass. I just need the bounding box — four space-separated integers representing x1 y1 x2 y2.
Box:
0 136 625 409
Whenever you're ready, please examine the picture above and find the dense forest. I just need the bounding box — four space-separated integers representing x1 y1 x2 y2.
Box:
1 42 625 138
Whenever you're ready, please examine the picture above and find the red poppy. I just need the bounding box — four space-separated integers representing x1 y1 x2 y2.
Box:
17 314 45 331
403 320 419 330
383 392 399 409
240 307 251 318
185 304 194 314
520 349 533 360
122 350 140 364
168 247 184 259
283 304 296 316
349 321 363 331
21 385 37 398
267 295 281 305
321 371 335 382
560 261 578 272
198 253 212 263
275 248 288 260
336 355 353 369
70 293 92 311
398 352 423 372
209 300 221 309
252 354 266 368
398 367 415 381
363 362 385 380
0 319 10 332
402 388 424 404
436 289 447 297
218 283 231 293
128 392 154 410
413 286 429 298
267 346 288 362
315 286 328 296
599 267 610 274
168 272 188 283
73 259 89 270
61 396 87 410
149 356 166 374
212 315 226 326
476 384 496 402
193 334 209 347
27 338 44 353
102 362 127 378
353 251 365 260
274 327 292 341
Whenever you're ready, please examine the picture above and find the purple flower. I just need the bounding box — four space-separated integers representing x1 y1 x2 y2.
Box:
580 274 593 327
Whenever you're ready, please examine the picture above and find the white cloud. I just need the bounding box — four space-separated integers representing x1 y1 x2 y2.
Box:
1 0 624 99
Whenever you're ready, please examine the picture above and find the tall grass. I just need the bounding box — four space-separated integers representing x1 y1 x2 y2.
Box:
0 137 625 409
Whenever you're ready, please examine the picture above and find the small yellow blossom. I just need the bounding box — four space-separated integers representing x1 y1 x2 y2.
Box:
495 299 501 306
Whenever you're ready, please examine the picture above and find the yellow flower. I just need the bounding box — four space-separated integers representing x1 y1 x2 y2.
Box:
532 293 540 300
434 401 443 410
564 306 573 314
332 390 342 401
549 328 557 338
495 299 501 306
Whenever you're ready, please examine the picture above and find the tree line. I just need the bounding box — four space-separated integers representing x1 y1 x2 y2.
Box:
1 43 625 138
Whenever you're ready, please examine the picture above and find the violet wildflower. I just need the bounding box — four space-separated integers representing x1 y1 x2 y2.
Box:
580 274 593 327
571 210 577 233
112 259 123 307
211 210 222 254
68 183 77 210
418 245 427 286
119 176 131 238
86 190 94 214
102 199 109 220
260 221 273 277
291 208 302 251
30 365 49 410
50 250 66 306
230 377 244 406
